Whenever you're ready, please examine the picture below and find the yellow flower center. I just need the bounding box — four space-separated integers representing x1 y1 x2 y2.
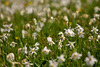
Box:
51 64 54 67
68 33 70 35
74 54 77 58
6 26 10 29
32 49 34 52
5 1 10 6
89 57 92 61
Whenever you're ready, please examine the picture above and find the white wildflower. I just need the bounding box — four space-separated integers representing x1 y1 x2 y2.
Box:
85 52 98 67
66 41 75 49
42 46 51 55
10 42 17 47
64 29 75 37
49 59 58 67
91 27 98 34
7 53 15 62
71 52 82 60
3 24 13 32
57 54 65 63
47 37 55 46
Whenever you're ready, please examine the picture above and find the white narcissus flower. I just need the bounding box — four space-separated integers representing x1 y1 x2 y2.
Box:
64 16 69 24
10 42 17 47
22 44 27 54
42 46 51 55
66 41 75 49
3 23 13 32
25 6 33 14
20 10 25 16
89 18 96 25
22 59 33 67
7 53 15 62
34 42 39 47
32 32 37 40
94 6 100 13
91 27 98 34
1 34 7 40
35 26 42 32
0 28 5 33
34 42 40 50
85 52 98 67
22 30 28 38
24 62 33 67
97 35 100 41
71 52 82 60
49 59 58 67
30 47 37 55
0 13 4 19
64 29 75 37
47 37 55 46
57 54 65 63
78 31 84 38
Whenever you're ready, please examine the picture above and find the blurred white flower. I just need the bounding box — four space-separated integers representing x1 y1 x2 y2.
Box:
42 46 51 55
66 41 75 49
97 35 100 41
32 32 37 40
0 13 4 20
94 14 100 19
22 44 27 54
1 34 7 40
29 47 37 55
71 52 82 60
49 59 58 67
88 36 93 41
23 62 33 67
3 23 13 32
34 42 39 50
35 26 42 32
25 6 33 14
57 54 65 63
0 28 5 33
22 30 28 38
85 52 98 67
47 37 55 46
89 18 96 25
91 27 98 34
78 31 84 38
20 10 25 16
22 59 33 67
94 6 100 13
34 42 39 47
64 16 68 24
10 42 17 47
7 53 15 62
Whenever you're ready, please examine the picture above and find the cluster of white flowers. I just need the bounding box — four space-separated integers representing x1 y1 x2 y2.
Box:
0 0 99 67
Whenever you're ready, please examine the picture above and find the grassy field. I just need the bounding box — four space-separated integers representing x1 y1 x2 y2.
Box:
0 0 100 67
